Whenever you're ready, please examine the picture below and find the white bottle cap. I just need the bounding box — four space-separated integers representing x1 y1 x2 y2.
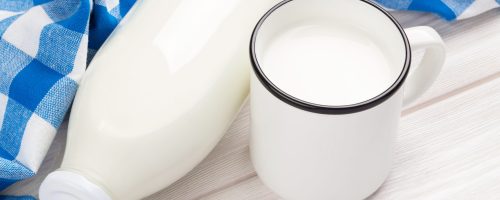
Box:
39 170 112 200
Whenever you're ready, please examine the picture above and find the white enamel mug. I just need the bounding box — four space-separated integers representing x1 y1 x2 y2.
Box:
249 0 446 200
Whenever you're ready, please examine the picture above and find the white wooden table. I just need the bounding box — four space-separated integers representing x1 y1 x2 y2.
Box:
3 10 500 199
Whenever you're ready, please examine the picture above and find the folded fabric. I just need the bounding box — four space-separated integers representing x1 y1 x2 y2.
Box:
0 195 36 200
375 0 500 20
0 0 498 192
0 0 135 190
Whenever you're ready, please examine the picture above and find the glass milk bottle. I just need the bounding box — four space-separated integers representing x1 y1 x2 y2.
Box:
39 0 279 199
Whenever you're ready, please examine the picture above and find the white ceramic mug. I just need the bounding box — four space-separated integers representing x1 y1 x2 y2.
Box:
249 0 446 199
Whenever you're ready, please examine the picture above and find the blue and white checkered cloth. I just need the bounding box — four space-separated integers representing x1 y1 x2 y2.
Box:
0 196 35 200
0 0 498 193
0 0 135 191
376 0 500 20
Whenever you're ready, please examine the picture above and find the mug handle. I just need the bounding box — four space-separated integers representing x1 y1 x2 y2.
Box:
402 26 446 106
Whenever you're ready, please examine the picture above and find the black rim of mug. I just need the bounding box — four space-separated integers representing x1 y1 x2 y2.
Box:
250 0 412 115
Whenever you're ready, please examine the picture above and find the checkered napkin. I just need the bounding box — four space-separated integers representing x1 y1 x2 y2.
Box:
0 0 135 190
0 196 34 200
375 0 500 20
0 0 497 194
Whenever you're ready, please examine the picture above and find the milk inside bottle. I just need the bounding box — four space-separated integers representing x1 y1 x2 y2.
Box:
39 0 279 199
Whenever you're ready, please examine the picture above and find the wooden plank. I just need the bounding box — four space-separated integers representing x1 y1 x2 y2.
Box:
200 77 500 200
368 78 500 199
391 9 500 108
200 177 280 200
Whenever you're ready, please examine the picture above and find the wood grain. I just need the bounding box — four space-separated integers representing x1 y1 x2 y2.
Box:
2 9 500 200
368 78 500 199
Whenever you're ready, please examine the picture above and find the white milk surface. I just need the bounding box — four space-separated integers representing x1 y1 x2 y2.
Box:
261 22 394 106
